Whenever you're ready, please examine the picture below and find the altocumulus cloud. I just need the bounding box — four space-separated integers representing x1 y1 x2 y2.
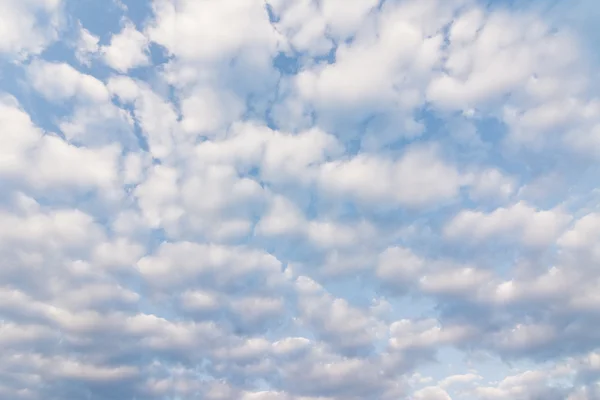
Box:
1 0 600 399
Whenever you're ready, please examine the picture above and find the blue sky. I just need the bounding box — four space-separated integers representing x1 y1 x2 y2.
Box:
1 0 600 399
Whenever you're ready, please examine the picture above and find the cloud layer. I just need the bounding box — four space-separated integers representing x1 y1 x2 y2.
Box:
1 0 600 399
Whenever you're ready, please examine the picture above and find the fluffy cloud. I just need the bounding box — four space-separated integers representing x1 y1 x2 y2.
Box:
27 60 109 103
27 60 135 148
74 22 99 66
0 95 122 194
101 21 150 72
318 144 466 208
444 201 572 247
2 0 600 399
0 0 63 58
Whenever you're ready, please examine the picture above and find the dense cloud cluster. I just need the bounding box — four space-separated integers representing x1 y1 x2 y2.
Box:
1 0 600 399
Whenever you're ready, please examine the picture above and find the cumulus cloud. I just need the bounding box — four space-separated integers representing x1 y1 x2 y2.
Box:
101 21 150 72
0 95 122 195
74 22 99 66
318 144 467 208
2 0 600 399
444 201 572 247
0 0 63 58
27 60 110 103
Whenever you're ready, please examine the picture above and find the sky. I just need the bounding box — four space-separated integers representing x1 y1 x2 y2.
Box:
1 0 600 399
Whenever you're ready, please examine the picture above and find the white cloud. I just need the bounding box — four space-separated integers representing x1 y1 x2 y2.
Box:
101 21 150 72
29 135 121 190
293 0 452 110
179 86 245 136
294 275 384 353
444 201 572 247
271 0 465 146
471 367 574 400
255 195 306 237
318 145 465 207
2 0 600 399
427 9 580 111
0 0 63 58
74 22 99 66
191 122 342 183
108 76 180 159
27 60 110 103
27 60 135 148
419 266 492 296
92 237 145 269
559 213 600 254
269 0 378 56
438 373 482 389
0 206 103 252
137 241 284 291
0 94 42 175
0 94 122 193
256 195 378 252
376 246 425 287
413 386 452 400
147 0 280 63
489 322 557 353
468 168 516 202
388 318 473 351
424 3 600 156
